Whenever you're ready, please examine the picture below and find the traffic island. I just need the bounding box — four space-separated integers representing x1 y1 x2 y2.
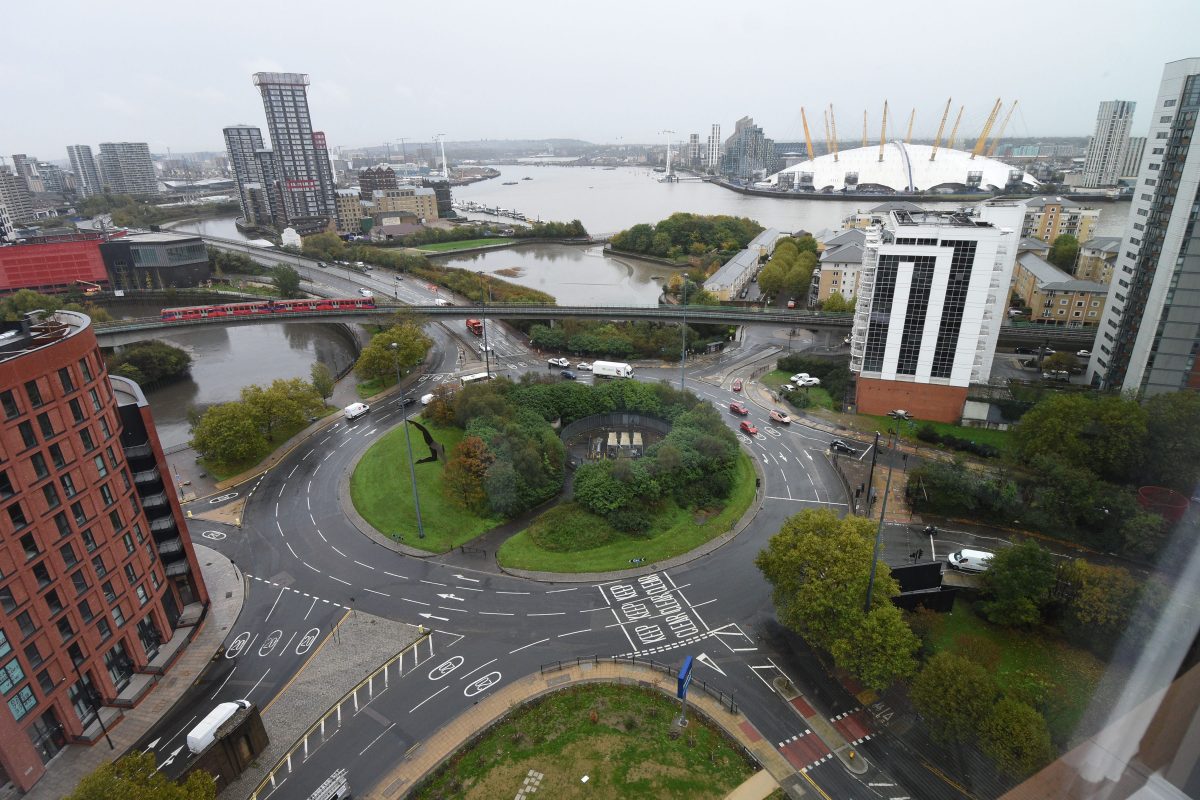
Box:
771 676 869 776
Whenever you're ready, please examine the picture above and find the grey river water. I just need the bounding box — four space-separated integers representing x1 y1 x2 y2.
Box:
163 168 1130 446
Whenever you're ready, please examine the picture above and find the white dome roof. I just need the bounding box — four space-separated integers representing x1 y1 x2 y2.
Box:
766 142 1037 193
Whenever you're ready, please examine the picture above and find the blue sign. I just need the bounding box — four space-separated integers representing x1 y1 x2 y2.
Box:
677 656 694 699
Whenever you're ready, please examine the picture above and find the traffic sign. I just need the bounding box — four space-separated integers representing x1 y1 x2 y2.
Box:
677 655 694 699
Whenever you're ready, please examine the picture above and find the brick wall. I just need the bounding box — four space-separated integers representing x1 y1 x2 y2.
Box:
855 377 967 424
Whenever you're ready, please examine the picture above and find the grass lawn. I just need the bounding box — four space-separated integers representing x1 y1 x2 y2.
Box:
415 237 514 252
208 281 278 297
350 420 502 552
199 408 338 481
859 414 1011 453
497 452 756 572
410 683 755 800
761 370 834 410
926 600 1109 744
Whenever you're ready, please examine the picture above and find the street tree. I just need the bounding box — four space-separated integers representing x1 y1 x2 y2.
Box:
353 322 432 383
190 401 266 466
829 602 919 690
301 232 347 262
1013 393 1147 483
443 435 494 513
1047 234 1080 270
978 698 1054 778
1041 351 1080 373
271 264 302 298
909 651 997 743
756 261 786 297
1058 559 1141 652
67 751 216 800
1140 391 1200 490
979 540 1056 627
310 361 335 401
755 509 904 657
821 292 854 313
241 379 324 438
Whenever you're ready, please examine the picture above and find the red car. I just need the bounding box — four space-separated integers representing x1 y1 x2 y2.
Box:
739 421 758 436
732 378 743 392
729 401 749 415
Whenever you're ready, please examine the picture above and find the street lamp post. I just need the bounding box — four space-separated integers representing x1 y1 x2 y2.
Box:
864 433 898 614
680 280 688 391
477 271 492 378
391 343 425 539
864 431 881 516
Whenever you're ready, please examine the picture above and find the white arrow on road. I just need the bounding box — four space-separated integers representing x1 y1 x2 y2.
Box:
695 652 726 676
419 613 449 622
156 746 183 771
453 574 480 583
145 736 161 750
778 453 788 462
437 593 465 602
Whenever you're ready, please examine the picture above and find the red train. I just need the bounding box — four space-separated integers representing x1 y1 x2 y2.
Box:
160 297 376 322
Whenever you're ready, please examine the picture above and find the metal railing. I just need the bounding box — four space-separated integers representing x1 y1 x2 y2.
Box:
539 655 738 714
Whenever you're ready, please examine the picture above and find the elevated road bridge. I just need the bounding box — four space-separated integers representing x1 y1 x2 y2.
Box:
93 302 1095 349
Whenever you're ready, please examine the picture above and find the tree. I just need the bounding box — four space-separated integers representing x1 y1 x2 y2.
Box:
310 362 334 401
443 435 494 513
1047 234 1080 270
271 264 302 298
1013 393 1147 483
755 509 903 656
1041 352 1080 373
909 652 997 744
67 751 216 800
1058 559 1141 652
424 384 457 426
979 540 1056 627
978 698 1054 778
301 232 347 262
190 401 267 466
241 378 324 438
1140 391 1200 491
829 603 919 690
353 322 432 383
822 292 854 312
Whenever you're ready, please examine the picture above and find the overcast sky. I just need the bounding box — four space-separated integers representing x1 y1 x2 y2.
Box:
4 0 1198 159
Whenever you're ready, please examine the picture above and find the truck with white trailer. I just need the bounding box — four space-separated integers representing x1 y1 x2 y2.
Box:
592 360 634 378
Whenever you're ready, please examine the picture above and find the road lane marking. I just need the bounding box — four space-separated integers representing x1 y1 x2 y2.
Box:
364 588 390 597
402 597 430 606
279 630 298 655
353 560 375 570
329 575 351 586
264 589 285 622
437 606 468 613
331 546 347 557
303 562 320 573
286 541 298 558
479 611 514 616
209 667 236 699
458 659 497 681
496 590 530 595
527 612 565 616
545 587 577 593
420 579 447 587
384 571 406 579
287 465 298 479
509 638 550 654
358 722 396 756
304 598 318 619
409 686 448 713
558 628 591 638
242 668 272 701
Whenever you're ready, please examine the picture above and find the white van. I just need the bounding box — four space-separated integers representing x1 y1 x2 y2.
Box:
947 549 994 573
343 402 369 421
358 288 373 298
420 393 435 405
187 700 250 754
433 298 450 307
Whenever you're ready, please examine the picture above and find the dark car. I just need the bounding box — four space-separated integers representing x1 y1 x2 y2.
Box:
560 370 577 380
830 439 857 455
399 396 417 407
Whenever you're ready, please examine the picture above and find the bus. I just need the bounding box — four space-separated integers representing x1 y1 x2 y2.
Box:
466 319 484 336
459 372 494 386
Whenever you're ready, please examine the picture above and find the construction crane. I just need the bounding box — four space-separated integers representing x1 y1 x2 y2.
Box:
947 105 965 151
930 99 952 161
800 107 815 160
971 98 1003 159
879 101 889 162
862 110 868 149
986 100 1017 157
829 104 839 163
905 108 915 144
823 110 832 158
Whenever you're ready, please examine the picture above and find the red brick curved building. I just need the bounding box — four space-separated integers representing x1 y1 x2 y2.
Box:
0 310 207 791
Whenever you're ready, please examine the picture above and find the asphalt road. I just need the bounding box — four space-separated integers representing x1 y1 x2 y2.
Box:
143 251 982 798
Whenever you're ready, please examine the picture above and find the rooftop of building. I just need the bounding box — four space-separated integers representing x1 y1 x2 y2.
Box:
116 231 203 244
704 228 780 289
869 200 925 213
0 310 88 366
891 209 992 229
1082 235 1122 253
822 228 868 248
821 242 865 265
336 189 362 197
109 373 148 408
1023 195 1087 210
1018 236 1052 252
1042 277 1110 293
1017 251 1074 285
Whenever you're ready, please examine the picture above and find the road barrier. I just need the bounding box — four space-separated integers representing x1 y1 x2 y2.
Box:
539 654 738 714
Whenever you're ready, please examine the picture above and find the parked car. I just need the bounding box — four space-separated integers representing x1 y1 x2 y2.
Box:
1076 349 1091 358
316 261 328 269
888 409 913 420
731 378 743 392
739 421 758 436
394 273 404 281
798 377 821 387
560 370 577 380
790 373 810 384
830 439 857 455
576 362 593 371
787 299 796 309
547 357 570 367
729 401 749 416
781 383 796 392
769 409 791 424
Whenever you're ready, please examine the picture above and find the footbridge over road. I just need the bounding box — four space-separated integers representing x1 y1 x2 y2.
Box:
93 302 1096 350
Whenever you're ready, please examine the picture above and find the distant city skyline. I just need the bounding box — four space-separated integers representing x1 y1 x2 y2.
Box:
2 0 1198 157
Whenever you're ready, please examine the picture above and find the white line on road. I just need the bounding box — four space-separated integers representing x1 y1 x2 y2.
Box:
286 541 298 558
209 668 236 699
166 715 198 747
303 562 320 573
509 638 550 654
358 722 396 756
545 587 578 593
690 598 717 608
329 575 351 586
420 579 447 587
288 465 298 479
496 590 530 595
437 606 468 613
278 484 286 498
527 612 565 617
459 659 497 681
479 611 514 616
384 571 407 579
557 628 591 638
364 588 391 597
242 668 272 701
304 597 318 619
316 529 326 542
279 630 297 655
409 686 447 713
264 589 285 622
353 560 376 570
402 597 431 607
331 546 347 557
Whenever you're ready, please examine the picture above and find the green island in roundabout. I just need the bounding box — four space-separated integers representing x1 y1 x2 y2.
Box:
349 376 758 573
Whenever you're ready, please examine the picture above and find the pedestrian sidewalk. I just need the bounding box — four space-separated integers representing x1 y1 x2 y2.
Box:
23 545 244 800
724 769 780 800
363 660 797 800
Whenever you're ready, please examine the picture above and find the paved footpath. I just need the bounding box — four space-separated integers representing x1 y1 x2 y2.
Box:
24 545 244 800
363 660 813 799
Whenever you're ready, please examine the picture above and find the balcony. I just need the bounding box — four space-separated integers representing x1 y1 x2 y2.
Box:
122 442 152 460
149 515 177 536
156 537 184 556
164 559 191 578
132 467 161 488
140 492 168 511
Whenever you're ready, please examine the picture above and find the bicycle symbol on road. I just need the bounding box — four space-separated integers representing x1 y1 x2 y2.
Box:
201 530 227 541
464 671 501 697
209 492 239 504
428 656 464 681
